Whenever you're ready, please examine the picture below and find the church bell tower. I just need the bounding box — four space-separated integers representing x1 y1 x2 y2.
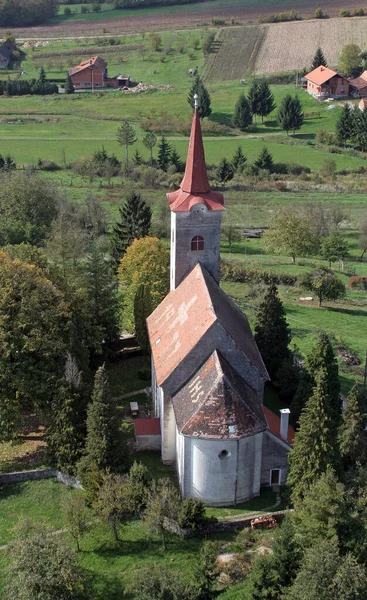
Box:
167 94 225 291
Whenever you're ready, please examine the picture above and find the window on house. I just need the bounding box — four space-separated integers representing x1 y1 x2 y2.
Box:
191 235 204 251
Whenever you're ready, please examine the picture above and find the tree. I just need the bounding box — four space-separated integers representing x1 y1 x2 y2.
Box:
247 555 280 600
359 218 367 259
263 208 318 264
299 268 346 307
39 66 47 85
77 365 128 496
64 492 89 551
187 74 212 119
0 252 69 441
47 354 87 475
178 498 206 530
277 94 304 135
312 47 327 69
134 284 152 353
0 171 59 245
170 147 183 172
233 93 252 130
194 540 219 598
5 519 86 600
291 332 340 429
157 136 172 171
64 74 75 94
144 478 180 551
149 32 162 51
46 204 88 279
336 103 353 144
339 44 362 77
232 145 247 172
258 82 276 123
118 237 169 331
287 371 340 503
112 191 152 262
117 120 137 166
216 158 234 183
94 471 130 541
321 230 349 269
254 283 291 379
143 131 157 165
126 460 151 516
247 80 261 123
254 146 273 171
339 384 367 468
129 565 199 600
221 223 241 252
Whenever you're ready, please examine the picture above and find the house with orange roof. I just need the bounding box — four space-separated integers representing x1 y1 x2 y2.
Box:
350 70 367 98
304 65 350 99
69 56 130 90
146 97 293 506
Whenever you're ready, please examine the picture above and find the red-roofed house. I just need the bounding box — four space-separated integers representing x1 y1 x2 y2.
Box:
304 65 350 99
350 70 367 97
69 56 130 90
147 99 292 506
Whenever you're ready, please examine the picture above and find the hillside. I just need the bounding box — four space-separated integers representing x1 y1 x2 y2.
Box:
206 16 367 80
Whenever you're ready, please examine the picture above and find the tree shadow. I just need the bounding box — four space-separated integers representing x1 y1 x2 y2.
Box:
327 306 367 318
85 571 125 600
0 481 25 502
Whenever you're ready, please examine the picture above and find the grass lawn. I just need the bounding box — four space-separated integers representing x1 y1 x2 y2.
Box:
205 488 277 518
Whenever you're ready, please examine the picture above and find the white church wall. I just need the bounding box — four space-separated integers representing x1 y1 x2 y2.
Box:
171 209 222 290
261 431 290 487
236 434 263 502
161 394 176 463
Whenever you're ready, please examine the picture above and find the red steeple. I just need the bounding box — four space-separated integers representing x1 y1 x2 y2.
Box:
167 101 224 212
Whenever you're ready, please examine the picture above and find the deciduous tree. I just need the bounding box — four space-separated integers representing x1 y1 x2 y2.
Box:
263 208 318 263
144 478 180 551
94 471 130 541
117 120 137 166
64 492 90 552
142 131 157 165
338 44 362 77
321 230 349 269
299 268 346 307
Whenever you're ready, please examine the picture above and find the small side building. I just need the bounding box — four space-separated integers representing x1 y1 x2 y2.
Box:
350 71 367 98
0 39 17 69
304 65 350 99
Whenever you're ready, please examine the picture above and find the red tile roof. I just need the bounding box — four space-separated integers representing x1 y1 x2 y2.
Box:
349 76 367 90
69 56 106 76
147 263 268 389
173 350 267 439
263 407 294 445
304 65 338 85
361 70 367 81
167 108 225 212
134 418 161 436
359 98 367 109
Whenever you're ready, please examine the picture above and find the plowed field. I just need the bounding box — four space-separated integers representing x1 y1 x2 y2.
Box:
206 26 266 81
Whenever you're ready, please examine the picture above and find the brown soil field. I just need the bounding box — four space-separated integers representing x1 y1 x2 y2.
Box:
2 0 367 39
206 26 266 81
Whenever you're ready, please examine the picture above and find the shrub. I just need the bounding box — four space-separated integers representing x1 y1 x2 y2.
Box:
348 275 367 290
220 259 297 286
353 7 365 15
314 7 327 17
64 6 72 14
339 8 351 16
202 32 215 54
316 129 337 146
178 498 206 530
212 18 225 25
287 162 311 175
37 159 61 171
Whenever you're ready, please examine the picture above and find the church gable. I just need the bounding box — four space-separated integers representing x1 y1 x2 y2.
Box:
172 350 267 439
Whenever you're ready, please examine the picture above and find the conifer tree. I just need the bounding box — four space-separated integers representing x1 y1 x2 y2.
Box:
233 93 252 130
157 136 172 171
133 148 143 165
77 365 128 492
290 95 304 134
47 355 87 475
64 74 74 94
254 147 274 171
291 332 340 428
187 74 212 119
170 147 183 171
39 66 47 85
339 384 367 468
254 283 291 379
142 131 157 165
277 94 294 135
134 284 152 353
311 47 327 69
232 145 247 172
216 158 234 183
117 120 137 166
258 82 276 123
248 80 261 123
287 369 340 502
112 191 151 263
336 103 353 145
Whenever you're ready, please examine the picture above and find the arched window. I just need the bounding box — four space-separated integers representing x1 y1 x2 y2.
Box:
191 235 204 251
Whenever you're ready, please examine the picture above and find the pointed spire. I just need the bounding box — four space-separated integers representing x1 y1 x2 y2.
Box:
180 105 211 195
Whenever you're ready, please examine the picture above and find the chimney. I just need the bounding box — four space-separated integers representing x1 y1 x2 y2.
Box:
279 408 290 442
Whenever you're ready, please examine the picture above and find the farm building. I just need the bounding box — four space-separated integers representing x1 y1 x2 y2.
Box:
304 65 350 99
69 56 130 89
147 100 293 507
0 39 17 69
350 70 367 97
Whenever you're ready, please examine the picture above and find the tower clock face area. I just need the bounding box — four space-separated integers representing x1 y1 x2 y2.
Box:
191 204 207 222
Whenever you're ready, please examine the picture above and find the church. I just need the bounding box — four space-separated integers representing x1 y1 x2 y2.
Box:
146 97 293 506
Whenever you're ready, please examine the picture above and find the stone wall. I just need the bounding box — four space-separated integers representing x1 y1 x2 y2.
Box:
0 468 82 489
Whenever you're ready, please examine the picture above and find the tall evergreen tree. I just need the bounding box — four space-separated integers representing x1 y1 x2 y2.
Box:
157 136 172 171
112 191 151 263
77 365 128 490
254 283 291 379
258 82 276 123
254 146 274 171
116 120 137 166
134 284 152 353
311 47 327 69
339 384 367 468
187 74 212 119
169 147 183 171
233 93 252 130
336 103 353 145
232 145 247 172
39 66 47 85
277 94 294 135
290 95 304 134
291 332 340 428
85 244 119 351
247 80 261 123
287 369 340 502
64 74 74 94
216 158 234 183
